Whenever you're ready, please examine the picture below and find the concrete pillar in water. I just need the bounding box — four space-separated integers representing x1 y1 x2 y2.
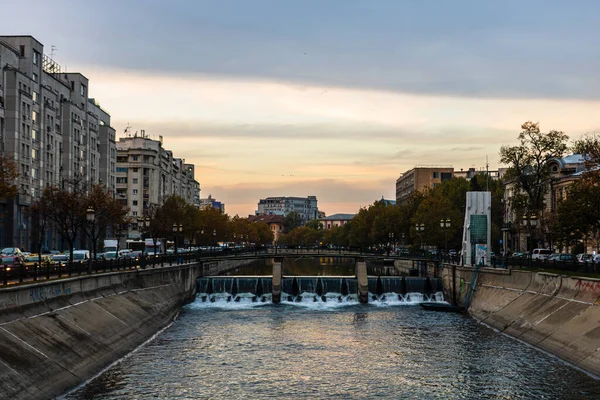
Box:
272 258 282 303
356 259 368 303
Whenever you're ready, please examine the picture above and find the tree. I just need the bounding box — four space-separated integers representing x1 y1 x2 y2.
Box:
85 184 129 260
305 219 323 230
551 171 600 252
0 152 18 202
41 184 87 263
284 212 303 232
573 133 600 167
28 196 52 266
499 121 568 213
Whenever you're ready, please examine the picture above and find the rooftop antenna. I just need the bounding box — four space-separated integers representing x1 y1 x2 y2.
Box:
486 156 489 191
124 123 132 137
50 45 57 59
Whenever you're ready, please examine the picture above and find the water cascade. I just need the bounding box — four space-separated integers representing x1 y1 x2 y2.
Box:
196 276 442 304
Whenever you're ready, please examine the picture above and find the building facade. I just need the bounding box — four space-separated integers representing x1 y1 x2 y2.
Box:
319 213 355 230
248 214 284 243
115 133 200 239
0 35 116 250
395 166 454 204
256 196 319 222
199 194 225 214
501 154 586 254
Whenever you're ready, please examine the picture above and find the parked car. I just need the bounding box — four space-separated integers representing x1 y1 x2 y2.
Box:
1 255 26 279
72 250 90 262
50 254 69 265
124 250 144 260
1 247 23 256
547 253 577 263
577 254 593 263
511 252 526 259
531 248 553 260
100 251 119 260
24 254 48 267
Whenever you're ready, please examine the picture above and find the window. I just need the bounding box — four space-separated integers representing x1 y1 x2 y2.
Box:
133 168 139 173
132 178 138 184
32 149 38 160
132 200 138 206
19 45 24 57
33 51 39 65
32 168 38 179
116 177 128 184
132 211 138 216
433 172 439 178
441 172 452 181
80 84 86 97
32 72 38 82
32 91 38 103
116 167 128 173
32 111 38 123
131 156 138 161
32 129 38 141
132 189 138 195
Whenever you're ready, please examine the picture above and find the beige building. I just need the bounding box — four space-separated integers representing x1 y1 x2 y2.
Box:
502 155 586 253
0 35 116 249
319 213 355 230
248 215 285 243
115 133 200 239
395 166 454 204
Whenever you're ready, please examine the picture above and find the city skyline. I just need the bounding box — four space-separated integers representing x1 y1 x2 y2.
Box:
4 0 600 216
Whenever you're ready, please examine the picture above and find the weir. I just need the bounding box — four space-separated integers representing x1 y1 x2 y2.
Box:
196 258 443 304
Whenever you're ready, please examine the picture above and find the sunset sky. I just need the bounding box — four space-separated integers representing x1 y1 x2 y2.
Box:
4 0 600 216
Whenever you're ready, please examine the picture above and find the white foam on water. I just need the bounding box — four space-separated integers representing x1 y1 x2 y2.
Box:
187 291 446 310
187 292 272 310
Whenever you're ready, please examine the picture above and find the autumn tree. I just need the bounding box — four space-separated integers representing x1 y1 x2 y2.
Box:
42 183 87 263
27 196 52 265
85 184 129 259
499 122 568 213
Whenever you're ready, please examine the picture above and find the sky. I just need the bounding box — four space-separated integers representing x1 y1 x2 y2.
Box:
3 0 600 216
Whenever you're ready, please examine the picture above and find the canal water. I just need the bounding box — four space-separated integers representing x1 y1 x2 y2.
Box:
64 259 600 400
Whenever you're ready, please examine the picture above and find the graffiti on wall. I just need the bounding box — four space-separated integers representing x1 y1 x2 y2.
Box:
30 285 72 302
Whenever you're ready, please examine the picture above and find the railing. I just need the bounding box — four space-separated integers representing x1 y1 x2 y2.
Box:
486 256 600 274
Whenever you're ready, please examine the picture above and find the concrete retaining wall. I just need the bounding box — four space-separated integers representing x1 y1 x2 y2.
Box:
442 264 600 377
0 257 257 400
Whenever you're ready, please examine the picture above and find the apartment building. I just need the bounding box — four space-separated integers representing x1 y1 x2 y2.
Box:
199 194 225 214
395 166 454 204
0 35 116 249
256 196 319 222
115 133 200 239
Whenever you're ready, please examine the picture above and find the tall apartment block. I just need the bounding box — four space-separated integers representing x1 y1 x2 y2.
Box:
255 196 319 222
395 166 454 204
115 133 200 239
0 35 116 249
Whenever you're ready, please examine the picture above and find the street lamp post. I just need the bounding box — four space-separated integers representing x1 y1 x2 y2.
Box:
440 218 451 260
86 207 95 272
212 229 217 254
522 213 538 252
415 223 425 254
172 223 183 256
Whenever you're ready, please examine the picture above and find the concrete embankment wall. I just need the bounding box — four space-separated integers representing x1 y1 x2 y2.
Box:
394 259 439 277
442 265 600 377
0 257 257 400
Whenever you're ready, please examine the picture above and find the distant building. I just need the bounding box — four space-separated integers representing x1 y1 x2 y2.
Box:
256 196 319 222
200 194 225 214
115 133 200 239
319 213 355 230
248 214 285 243
379 196 396 206
395 166 454 204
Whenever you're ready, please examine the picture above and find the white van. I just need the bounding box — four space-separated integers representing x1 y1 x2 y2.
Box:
531 248 553 260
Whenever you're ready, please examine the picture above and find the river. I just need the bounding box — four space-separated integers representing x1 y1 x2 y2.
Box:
64 259 600 399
